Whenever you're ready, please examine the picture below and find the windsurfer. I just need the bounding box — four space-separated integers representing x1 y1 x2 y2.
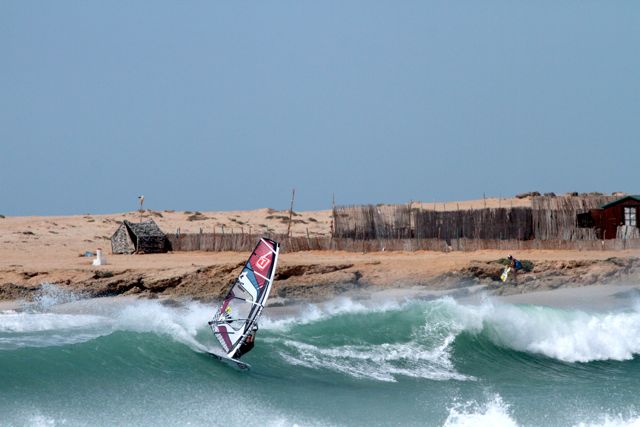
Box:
507 254 523 282
233 324 258 359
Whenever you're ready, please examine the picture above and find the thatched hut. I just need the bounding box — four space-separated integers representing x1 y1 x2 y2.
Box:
111 219 168 254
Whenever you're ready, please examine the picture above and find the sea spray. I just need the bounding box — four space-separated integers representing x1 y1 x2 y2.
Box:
28 282 87 311
573 414 640 427
442 398 640 427
113 299 213 352
1 285 106 349
443 395 518 427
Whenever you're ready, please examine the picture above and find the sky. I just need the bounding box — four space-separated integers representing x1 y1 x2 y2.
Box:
1 1 639 215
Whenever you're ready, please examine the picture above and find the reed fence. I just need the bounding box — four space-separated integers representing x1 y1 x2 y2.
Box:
166 233 640 253
531 195 615 240
165 196 636 253
166 233 328 253
333 196 619 241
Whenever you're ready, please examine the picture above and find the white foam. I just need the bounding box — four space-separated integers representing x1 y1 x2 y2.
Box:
0 292 217 352
277 329 471 383
436 297 640 363
27 414 59 427
261 296 402 331
262 296 473 382
0 312 104 333
573 414 640 427
444 395 518 427
113 300 213 352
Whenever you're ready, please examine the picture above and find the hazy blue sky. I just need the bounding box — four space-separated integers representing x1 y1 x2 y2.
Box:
1 1 639 215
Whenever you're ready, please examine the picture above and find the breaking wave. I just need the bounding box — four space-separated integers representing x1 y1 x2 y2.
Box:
432 297 640 363
1 285 640 426
0 286 213 352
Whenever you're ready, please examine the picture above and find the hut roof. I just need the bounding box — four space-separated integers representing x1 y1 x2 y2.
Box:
601 195 640 209
124 220 166 238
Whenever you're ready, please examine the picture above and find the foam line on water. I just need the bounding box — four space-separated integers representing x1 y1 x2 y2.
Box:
278 336 471 382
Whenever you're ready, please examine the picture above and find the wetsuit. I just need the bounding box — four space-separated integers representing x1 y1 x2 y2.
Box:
233 324 258 359
510 258 523 271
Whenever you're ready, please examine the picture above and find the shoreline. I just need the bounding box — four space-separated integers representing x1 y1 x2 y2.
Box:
1 249 639 305
3 281 639 316
2 210 640 304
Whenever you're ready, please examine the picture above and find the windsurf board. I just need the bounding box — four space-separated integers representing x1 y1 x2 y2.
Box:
500 267 511 282
208 350 251 371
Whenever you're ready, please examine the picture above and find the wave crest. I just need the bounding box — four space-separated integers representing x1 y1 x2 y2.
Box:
436 297 640 363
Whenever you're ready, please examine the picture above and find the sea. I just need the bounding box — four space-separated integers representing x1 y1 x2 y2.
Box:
1 284 639 427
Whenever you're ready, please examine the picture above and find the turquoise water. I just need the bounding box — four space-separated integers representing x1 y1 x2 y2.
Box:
1 286 639 426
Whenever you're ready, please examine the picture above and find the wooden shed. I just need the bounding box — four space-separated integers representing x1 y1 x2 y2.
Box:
111 219 168 254
577 195 640 239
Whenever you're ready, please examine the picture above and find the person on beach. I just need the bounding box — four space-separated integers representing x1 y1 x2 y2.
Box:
233 323 258 359
507 254 523 282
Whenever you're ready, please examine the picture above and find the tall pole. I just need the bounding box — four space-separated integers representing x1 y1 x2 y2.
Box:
287 188 296 237
138 195 144 223
331 192 336 238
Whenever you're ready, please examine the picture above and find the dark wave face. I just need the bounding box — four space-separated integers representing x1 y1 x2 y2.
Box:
1 285 639 426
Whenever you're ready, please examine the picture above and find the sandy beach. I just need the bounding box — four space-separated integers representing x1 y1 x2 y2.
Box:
2 206 640 303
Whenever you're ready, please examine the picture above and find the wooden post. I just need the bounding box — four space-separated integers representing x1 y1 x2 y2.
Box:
138 195 144 223
330 193 336 239
286 188 296 237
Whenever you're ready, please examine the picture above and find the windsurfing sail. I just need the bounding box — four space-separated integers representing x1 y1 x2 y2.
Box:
209 238 279 358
